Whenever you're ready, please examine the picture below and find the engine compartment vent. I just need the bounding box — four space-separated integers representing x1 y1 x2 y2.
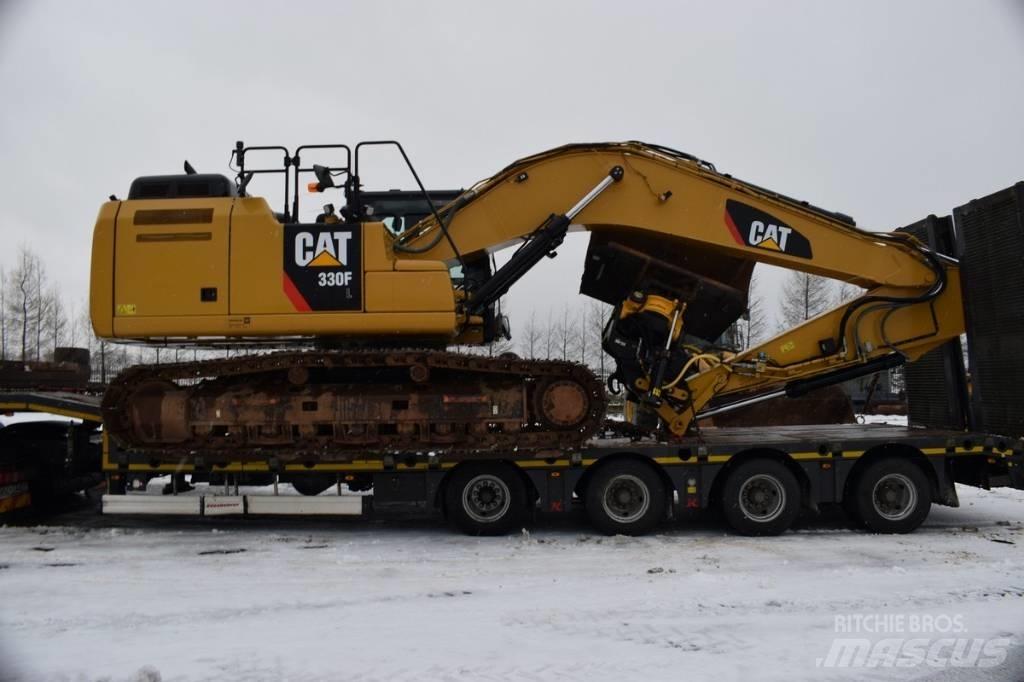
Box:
128 174 237 200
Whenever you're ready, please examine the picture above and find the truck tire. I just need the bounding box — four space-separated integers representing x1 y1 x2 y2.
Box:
445 463 528 536
290 475 334 497
720 459 800 536
851 458 931 534
842 492 867 530
585 459 666 536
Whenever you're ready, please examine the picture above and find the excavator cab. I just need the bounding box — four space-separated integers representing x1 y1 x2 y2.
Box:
361 189 463 236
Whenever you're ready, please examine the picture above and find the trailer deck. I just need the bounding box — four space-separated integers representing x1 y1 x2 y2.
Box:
0 391 103 423
585 423 1020 469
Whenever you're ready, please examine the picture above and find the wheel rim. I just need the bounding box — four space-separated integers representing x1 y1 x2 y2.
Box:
871 473 917 521
461 474 512 524
601 474 650 524
738 474 786 522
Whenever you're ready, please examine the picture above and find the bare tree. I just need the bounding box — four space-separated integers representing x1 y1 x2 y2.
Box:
33 259 50 360
543 309 555 359
778 271 834 329
0 251 69 363
584 299 612 379
834 280 864 306
45 288 67 356
74 303 93 352
7 247 39 362
742 272 770 349
520 312 543 359
72 303 107 382
552 303 577 361
97 339 110 383
0 267 6 361
577 304 588 365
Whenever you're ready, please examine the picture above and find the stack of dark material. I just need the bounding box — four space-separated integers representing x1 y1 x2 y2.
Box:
0 347 91 390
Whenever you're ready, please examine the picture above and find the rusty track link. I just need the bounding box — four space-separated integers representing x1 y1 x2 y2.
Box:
102 350 607 463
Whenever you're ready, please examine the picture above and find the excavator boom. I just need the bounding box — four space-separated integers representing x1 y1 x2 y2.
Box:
394 141 961 433
397 142 937 289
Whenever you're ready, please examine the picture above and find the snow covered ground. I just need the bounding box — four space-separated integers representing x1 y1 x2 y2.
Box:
0 485 1022 682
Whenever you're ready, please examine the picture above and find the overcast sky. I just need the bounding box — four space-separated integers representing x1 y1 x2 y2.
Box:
1 0 1022 342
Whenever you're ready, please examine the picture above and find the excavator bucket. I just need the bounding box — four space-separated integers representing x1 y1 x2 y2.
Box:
582 228 754 342
581 228 861 428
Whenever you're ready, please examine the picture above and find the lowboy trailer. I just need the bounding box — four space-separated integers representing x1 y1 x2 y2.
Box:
99 180 1024 536
101 423 1024 536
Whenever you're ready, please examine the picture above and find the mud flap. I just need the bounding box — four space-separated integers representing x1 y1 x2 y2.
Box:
936 458 960 507
1007 453 1024 490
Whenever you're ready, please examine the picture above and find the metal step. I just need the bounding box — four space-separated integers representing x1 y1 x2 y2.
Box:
102 493 365 516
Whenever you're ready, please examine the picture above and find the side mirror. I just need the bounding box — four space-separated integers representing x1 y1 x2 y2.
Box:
497 314 512 341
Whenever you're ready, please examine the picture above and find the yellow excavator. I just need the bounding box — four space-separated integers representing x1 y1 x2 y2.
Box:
90 141 963 463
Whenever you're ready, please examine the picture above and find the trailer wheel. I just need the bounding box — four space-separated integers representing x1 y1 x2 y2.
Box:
720 459 800 536
585 460 666 536
445 463 527 536
290 475 333 497
852 458 931 533
842 485 867 529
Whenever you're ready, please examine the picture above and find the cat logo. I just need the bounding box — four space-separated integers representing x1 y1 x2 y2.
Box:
282 225 362 312
724 199 813 259
294 231 353 267
746 220 792 251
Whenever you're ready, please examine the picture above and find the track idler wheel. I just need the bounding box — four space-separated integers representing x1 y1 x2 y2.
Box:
125 379 190 444
533 379 590 429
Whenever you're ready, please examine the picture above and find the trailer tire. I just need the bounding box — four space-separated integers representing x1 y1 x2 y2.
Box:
720 459 800 536
445 463 527 536
852 458 931 534
585 460 666 536
290 475 334 497
842 483 868 529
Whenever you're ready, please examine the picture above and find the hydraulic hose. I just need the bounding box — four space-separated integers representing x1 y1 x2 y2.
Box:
393 191 475 254
663 353 722 391
834 235 947 358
